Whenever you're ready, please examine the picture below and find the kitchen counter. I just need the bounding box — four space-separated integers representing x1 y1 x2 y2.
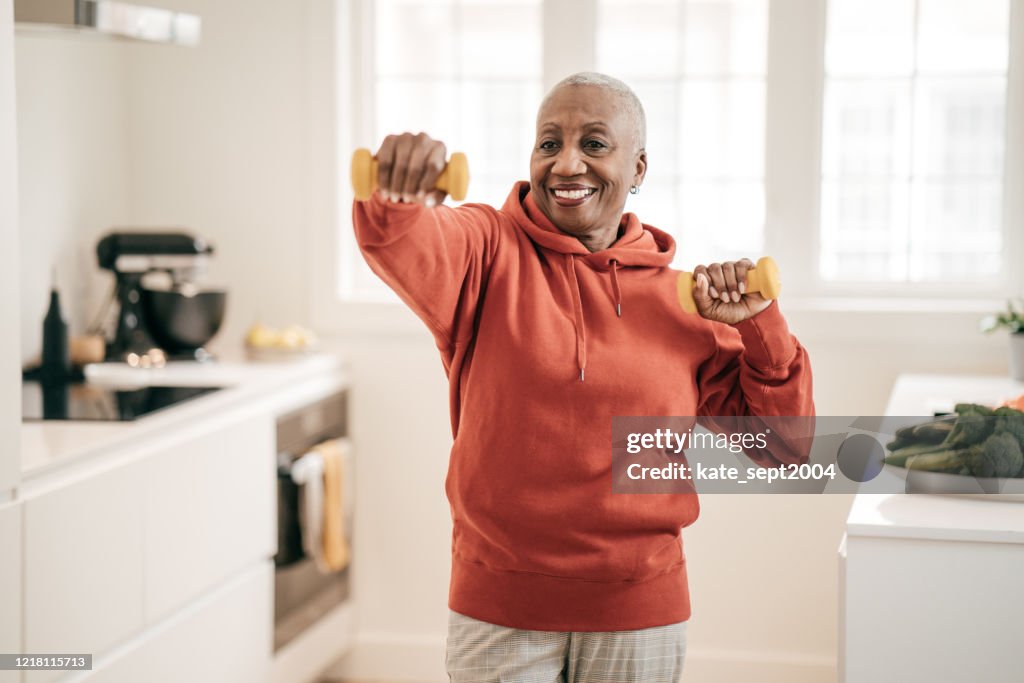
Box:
847 492 1024 544
20 351 348 482
840 373 1024 682
885 373 1024 415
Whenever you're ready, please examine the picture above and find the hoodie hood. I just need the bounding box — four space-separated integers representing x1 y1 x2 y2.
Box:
502 181 676 269
501 181 676 381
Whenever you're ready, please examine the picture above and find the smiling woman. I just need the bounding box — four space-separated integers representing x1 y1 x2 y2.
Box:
350 72 814 682
530 73 647 252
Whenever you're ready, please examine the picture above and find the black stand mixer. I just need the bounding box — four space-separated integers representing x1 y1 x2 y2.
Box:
96 232 227 366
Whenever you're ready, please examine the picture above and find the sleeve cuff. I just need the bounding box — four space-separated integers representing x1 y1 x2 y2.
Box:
353 192 430 246
730 300 798 370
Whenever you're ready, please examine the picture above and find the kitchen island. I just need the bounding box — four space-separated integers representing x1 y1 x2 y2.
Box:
839 373 1024 683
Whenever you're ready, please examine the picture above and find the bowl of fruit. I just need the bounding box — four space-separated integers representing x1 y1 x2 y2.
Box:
883 399 1024 500
245 321 319 361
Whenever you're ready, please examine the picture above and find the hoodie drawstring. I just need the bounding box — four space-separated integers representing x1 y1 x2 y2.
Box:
610 259 622 318
566 256 587 382
566 256 625 382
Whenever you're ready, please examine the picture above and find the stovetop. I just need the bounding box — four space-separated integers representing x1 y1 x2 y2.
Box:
22 379 223 422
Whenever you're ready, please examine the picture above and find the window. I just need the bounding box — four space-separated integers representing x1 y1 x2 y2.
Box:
333 0 1022 309
597 0 768 267
820 0 1010 284
344 0 543 300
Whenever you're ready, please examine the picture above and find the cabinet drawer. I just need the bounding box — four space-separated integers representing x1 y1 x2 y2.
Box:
145 414 276 622
86 561 273 683
24 462 146 683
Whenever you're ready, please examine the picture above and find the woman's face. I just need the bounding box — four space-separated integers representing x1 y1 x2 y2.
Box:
530 85 646 245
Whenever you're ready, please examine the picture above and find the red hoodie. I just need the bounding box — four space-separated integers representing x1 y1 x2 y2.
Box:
353 182 814 632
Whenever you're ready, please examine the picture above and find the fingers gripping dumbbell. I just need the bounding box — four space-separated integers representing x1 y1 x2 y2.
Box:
676 256 782 314
350 148 470 202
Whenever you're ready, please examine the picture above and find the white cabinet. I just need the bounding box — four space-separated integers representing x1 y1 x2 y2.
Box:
23 463 146 683
88 561 273 683
841 495 1024 683
144 415 275 622
22 411 277 683
0 502 22 683
840 374 1024 682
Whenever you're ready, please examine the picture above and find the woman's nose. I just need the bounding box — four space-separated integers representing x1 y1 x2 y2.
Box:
551 148 587 177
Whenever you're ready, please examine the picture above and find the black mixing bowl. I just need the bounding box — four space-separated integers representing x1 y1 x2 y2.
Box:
143 287 227 352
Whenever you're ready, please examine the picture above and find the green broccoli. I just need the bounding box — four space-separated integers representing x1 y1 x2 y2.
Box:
967 431 1024 478
944 408 994 448
993 406 1024 451
955 403 996 417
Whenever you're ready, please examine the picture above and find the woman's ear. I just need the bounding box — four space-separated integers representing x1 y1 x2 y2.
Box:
634 149 647 187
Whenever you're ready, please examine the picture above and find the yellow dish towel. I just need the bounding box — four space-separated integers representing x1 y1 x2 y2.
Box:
314 438 351 572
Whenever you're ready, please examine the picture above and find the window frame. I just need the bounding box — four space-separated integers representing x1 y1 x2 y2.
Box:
311 0 1024 339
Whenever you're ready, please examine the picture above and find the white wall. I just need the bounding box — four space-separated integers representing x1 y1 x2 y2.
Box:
1 0 21 495
121 0 313 349
15 31 132 366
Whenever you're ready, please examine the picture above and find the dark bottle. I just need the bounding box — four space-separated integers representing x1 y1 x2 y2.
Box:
41 286 71 382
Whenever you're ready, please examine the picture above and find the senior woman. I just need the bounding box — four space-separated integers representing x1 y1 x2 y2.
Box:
353 72 814 682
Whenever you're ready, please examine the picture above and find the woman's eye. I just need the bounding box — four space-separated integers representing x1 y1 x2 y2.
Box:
539 140 558 151
583 140 608 150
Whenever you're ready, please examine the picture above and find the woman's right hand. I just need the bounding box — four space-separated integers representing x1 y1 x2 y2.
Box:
375 132 448 206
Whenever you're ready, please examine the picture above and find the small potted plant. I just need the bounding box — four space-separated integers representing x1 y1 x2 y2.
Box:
981 298 1024 381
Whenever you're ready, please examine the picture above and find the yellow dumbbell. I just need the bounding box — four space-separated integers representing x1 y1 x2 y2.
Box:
676 256 781 314
351 148 470 202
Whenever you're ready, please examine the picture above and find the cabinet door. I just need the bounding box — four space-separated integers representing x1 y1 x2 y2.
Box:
144 415 276 622
88 561 273 683
0 502 21 683
23 463 146 683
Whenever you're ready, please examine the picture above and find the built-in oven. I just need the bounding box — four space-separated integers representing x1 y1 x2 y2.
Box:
273 389 353 652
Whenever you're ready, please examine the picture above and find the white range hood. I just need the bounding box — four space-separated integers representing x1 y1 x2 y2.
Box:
14 0 201 47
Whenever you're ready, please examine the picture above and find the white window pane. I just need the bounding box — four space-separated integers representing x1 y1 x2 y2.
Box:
684 0 767 76
909 180 1002 282
632 180 678 242
821 82 912 178
632 81 677 171
375 80 461 146
678 181 764 266
470 178 520 208
597 1 681 78
908 252 1001 282
824 251 896 282
820 180 909 281
459 81 541 182
826 0 914 76
917 0 1009 75
679 81 764 178
912 79 1006 178
375 1 456 77
460 1 542 78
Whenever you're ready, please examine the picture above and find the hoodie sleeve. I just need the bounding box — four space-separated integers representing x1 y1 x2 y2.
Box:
352 194 499 350
695 301 815 466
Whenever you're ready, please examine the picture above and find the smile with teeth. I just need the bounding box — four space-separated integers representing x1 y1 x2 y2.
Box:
553 188 596 200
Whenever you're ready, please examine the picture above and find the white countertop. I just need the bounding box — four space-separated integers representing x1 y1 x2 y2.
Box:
885 373 1024 416
20 351 348 481
847 492 1024 544
847 373 1024 542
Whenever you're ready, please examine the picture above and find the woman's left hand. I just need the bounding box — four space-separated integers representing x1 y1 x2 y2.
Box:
692 259 772 324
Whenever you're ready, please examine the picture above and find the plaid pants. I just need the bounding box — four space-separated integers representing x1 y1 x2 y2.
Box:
446 611 688 683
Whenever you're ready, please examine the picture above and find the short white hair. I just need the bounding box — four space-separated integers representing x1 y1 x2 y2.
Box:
539 72 647 152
